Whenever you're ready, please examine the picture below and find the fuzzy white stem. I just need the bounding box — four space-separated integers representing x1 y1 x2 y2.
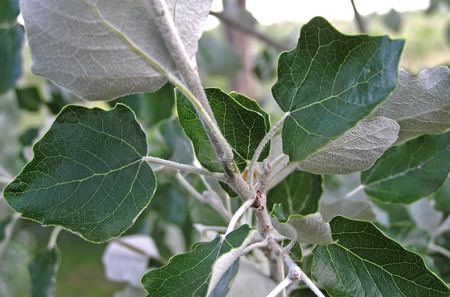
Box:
226 199 254 235
144 156 225 180
432 216 450 240
175 173 231 220
285 255 325 297
248 112 290 185
47 226 62 249
148 0 236 171
429 243 450 258
266 277 293 297
346 185 364 198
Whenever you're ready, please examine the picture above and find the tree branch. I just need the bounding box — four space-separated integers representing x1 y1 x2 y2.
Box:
226 199 254 235
285 255 325 297
175 173 232 221
248 112 290 185
210 11 289 51
144 156 226 181
350 0 367 33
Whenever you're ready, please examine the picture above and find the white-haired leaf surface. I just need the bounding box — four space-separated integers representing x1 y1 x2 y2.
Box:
374 66 450 143
20 0 212 100
103 235 159 288
297 117 399 175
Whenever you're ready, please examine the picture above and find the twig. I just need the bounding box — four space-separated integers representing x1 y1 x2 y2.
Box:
350 0 367 33
432 216 450 240
429 243 450 258
148 0 237 175
210 11 289 51
47 226 62 249
175 173 232 221
285 255 325 297
143 156 225 181
248 112 290 186
226 199 254 235
266 277 293 297
113 238 154 258
242 238 269 254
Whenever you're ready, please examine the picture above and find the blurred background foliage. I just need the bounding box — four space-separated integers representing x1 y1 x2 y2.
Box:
0 0 449 296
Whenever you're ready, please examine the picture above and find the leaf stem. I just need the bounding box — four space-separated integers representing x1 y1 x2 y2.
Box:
225 199 254 235
248 112 290 185
175 173 232 221
285 255 325 297
148 0 237 176
143 156 225 181
429 242 450 258
266 277 293 297
47 226 62 250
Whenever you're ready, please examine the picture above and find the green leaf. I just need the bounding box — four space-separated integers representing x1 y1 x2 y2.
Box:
110 83 175 127
380 223 431 255
0 0 23 94
268 170 322 218
361 131 450 204
312 216 450 297
159 118 194 164
141 225 250 297
3 104 156 242
21 0 212 100
177 88 269 172
0 240 32 297
272 211 332 245
373 66 450 143
272 17 404 161
0 26 23 95
29 247 60 297
16 87 43 112
297 117 399 175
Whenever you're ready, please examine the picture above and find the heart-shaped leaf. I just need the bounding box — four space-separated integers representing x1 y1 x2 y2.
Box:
4 104 156 242
272 17 404 161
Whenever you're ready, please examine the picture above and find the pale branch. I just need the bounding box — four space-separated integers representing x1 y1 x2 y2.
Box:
143 156 226 181
0 213 20 259
210 11 289 51
285 255 326 297
266 277 293 297
175 173 232 221
241 238 269 254
350 0 367 33
248 112 290 185
345 185 364 198
432 216 450 240
429 242 450 259
148 0 238 177
47 226 62 250
113 238 155 258
226 199 255 235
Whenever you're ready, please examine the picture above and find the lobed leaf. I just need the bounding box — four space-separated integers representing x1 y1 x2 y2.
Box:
361 131 450 204
374 66 450 143
20 0 212 100
3 104 156 242
312 216 450 297
177 88 269 172
297 117 399 175
272 17 404 161
141 225 250 297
